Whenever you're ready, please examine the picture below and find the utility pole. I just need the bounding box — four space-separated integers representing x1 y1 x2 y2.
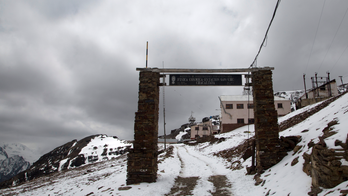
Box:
327 72 332 97
162 62 166 150
303 74 308 99
315 72 319 98
340 76 346 92
311 77 315 88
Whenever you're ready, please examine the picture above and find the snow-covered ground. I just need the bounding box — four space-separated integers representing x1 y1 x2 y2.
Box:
175 128 189 142
1 93 348 196
78 135 131 164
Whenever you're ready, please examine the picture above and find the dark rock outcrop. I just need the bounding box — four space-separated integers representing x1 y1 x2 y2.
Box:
0 155 30 183
302 121 348 195
160 123 194 140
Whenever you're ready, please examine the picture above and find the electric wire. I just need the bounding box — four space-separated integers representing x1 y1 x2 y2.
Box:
304 0 327 74
329 43 348 73
318 5 348 72
250 0 281 67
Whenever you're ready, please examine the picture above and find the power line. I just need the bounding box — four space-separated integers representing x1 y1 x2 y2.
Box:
329 43 348 72
304 0 327 74
318 5 348 72
250 0 281 67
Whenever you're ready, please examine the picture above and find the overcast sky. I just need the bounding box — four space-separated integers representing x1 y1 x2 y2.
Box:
1 0 348 155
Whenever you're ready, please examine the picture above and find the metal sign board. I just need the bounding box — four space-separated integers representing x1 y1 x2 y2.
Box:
169 74 242 86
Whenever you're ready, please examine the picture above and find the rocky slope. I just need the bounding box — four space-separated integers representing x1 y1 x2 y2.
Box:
0 134 131 188
0 152 30 183
0 144 38 183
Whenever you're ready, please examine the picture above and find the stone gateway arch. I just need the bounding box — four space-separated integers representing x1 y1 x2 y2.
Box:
126 67 285 185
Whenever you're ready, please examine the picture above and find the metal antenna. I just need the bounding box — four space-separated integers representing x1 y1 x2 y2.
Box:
146 41 148 68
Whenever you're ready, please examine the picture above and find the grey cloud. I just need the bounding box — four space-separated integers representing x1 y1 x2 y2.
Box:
1 0 347 156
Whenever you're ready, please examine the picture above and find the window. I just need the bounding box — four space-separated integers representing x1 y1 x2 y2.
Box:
195 127 199 130
248 104 254 109
320 86 326 91
237 104 244 109
248 119 255 124
237 119 245 124
277 103 283 108
226 104 233 109
203 127 208 130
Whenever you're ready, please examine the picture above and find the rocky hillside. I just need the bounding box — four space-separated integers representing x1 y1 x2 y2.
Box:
0 152 30 183
0 134 131 188
0 143 38 183
159 122 194 140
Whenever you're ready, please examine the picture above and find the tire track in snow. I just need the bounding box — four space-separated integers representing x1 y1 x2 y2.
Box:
181 145 233 195
177 145 214 177
165 145 232 196
164 145 200 196
182 145 219 175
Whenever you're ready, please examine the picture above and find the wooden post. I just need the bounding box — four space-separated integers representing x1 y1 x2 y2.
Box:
303 74 308 99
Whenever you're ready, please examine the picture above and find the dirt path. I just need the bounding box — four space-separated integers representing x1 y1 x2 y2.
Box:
208 175 232 196
165 145 233 196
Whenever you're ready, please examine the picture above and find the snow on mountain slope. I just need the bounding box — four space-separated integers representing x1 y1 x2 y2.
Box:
0 147 8 161
0 143 38 164
248 92 348 196
0 143 38 183
1 93 347 195
78 135 131 165
0 156 30 182
0 135 132 188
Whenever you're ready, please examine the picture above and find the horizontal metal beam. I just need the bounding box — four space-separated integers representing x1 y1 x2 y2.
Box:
136 67 274 73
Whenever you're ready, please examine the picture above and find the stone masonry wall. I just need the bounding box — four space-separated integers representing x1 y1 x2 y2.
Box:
279 92 346 132
252 70 286 172
127 70 160 185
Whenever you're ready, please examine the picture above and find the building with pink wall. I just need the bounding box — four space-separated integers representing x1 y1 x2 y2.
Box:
190 118 220 139
219 95 291 133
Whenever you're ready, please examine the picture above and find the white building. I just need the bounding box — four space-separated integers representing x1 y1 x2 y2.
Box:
219 95 291 133
298 79 339 108
190 117 220 139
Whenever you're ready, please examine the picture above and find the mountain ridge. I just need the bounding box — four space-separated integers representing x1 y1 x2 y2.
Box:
0 134 131 188
0 143 38 183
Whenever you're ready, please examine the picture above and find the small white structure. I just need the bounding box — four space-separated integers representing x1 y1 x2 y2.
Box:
298 80 339 108
190 117 220 139
219 95 291 133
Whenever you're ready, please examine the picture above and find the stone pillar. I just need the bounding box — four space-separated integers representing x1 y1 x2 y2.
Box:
252 70 285 172
127 70 160 185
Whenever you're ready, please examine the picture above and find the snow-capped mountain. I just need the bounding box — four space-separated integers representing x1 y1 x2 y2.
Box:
0 155 30 183
0 143 39 183
0 143 38 164
0 134 131 188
